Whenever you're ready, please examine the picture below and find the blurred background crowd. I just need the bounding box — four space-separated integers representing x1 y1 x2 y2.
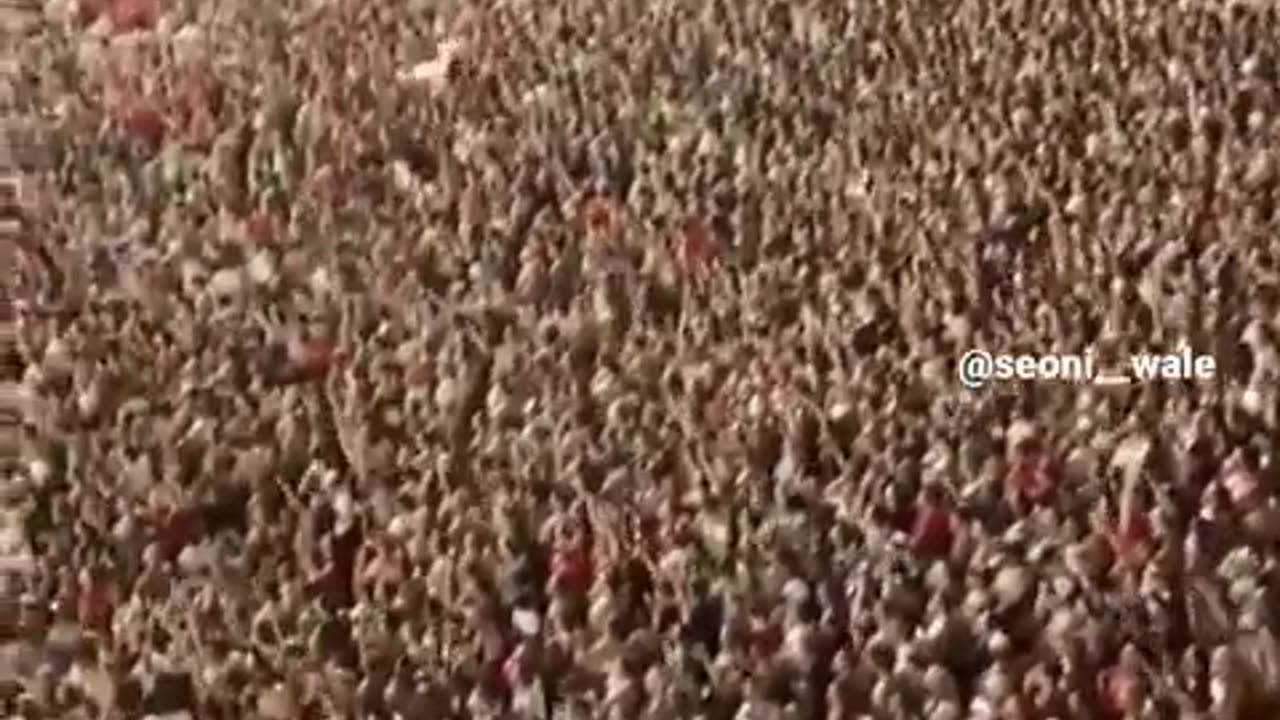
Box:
4 0 1280 718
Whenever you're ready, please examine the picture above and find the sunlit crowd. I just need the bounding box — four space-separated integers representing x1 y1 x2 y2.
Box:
5 0 1280 718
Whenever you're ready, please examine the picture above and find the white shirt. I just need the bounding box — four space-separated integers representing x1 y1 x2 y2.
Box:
1210 675 1241 720
511 677 547 720
735 698 782 720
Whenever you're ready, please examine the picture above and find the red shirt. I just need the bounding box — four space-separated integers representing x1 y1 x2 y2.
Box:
550 544 593 595
122 104 166 150
1097 667 1140 719
1110 513 1152 571
245 213 277 244
108 0 157 32
154 507 201 562
911 503 955 557
77 581 114 636
294 340 339 381
580 197 617 235
1005 453 1058 512
676 217 714 282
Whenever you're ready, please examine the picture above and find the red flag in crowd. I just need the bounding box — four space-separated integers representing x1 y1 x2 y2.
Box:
675 216 714 282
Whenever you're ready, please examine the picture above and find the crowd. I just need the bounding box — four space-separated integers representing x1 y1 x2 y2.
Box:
5 0 1280 718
